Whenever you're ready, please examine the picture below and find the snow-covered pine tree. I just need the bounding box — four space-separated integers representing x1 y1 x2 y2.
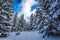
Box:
29 13 34 30
38 0 60 37
35 7 50 33
0 0 13 37
17 14 26 31
35 8 43 30
26 22 30 31
33 14 37 30
12 13 18 32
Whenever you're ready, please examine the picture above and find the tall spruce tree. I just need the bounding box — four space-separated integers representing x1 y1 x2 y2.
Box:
17 14 26 31
37 0 60 37
0 0 13 36
29 13 34 30
12 13 18 32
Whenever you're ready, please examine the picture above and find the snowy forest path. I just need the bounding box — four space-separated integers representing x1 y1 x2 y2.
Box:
0 31 60 40
0 31 43 40
15 31 42 40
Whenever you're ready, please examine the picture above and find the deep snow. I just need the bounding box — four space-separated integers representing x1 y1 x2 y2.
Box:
0 31 60 40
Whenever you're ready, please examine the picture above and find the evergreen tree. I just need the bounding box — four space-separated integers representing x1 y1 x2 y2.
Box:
17 14 26 31
33 14 37 30
26 22 30 30
29 13 34 30
0 0 13 37
12 13 18 32
38 0 60 37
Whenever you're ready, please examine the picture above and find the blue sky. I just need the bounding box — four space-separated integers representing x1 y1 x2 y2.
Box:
14 0 22 12
14 0 39 21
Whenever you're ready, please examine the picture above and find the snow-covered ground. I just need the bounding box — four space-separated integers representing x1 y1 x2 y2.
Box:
0 31 60 40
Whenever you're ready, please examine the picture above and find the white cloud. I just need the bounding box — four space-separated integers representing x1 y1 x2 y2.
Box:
18 0 38 21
